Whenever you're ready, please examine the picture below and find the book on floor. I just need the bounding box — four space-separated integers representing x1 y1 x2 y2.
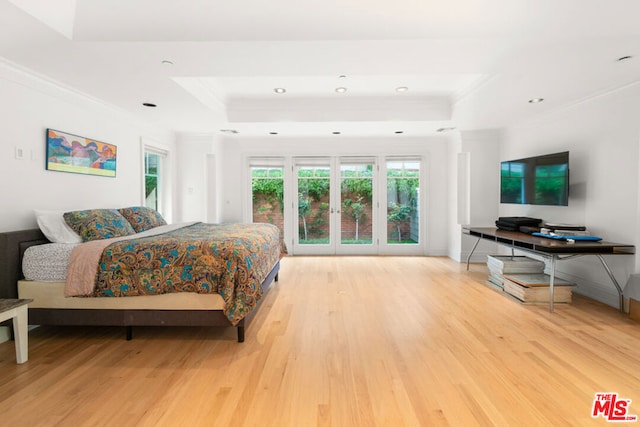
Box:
487 255 545 274
502 273 573 303
503 273 574 287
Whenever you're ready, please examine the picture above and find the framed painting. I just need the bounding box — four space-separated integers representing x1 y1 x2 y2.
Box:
46 129 117 177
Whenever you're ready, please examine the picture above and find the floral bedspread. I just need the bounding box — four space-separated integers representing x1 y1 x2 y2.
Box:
93 222 283 325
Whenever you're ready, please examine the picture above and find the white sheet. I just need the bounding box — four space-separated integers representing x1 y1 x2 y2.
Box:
22 243 80 282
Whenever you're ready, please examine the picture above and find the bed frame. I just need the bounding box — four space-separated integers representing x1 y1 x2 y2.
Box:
0 228 279 342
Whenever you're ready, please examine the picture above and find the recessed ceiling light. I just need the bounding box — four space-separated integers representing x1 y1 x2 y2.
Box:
269 132 278 135
161 60 174 65
274 88 286 94
332 131 341 135
436 127 456 132
396 86 408 92
219 129 239 134
339 75 347 78
617 55 633 62
335 87 347 93
395 131 404 134
528 98 545 104
142 102 157 107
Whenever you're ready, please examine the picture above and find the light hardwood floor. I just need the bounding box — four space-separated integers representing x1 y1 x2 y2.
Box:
1 256 639 426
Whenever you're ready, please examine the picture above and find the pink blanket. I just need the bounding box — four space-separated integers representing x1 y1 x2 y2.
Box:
65 237 125 296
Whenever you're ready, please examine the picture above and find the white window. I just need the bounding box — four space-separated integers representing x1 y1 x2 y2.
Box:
248 157 285 238
141 139 170 220
144 151 162 211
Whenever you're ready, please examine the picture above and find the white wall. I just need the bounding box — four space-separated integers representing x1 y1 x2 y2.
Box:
497 83 640 307
449 130 501 262
0 60 175 232
447 133 463 260
174 133 218 223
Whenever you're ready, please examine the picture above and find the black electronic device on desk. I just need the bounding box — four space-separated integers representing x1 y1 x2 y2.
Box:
495 216 542 232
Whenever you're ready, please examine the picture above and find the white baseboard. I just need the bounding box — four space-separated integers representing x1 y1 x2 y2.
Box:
458 250 492 265
427 247 449 256
549 270 621 310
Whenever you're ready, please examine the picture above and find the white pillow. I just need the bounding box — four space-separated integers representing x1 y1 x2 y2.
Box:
34 209 83 244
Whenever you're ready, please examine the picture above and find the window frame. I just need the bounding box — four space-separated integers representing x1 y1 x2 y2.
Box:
140 138 171 221
249 159 286 237
380 155 425 254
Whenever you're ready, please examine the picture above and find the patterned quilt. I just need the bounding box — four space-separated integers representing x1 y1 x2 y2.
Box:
92 222 283 325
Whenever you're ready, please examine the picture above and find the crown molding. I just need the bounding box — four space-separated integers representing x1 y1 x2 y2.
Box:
0 57 171 133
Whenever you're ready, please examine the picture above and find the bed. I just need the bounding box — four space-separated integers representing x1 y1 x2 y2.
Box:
0 208 284 343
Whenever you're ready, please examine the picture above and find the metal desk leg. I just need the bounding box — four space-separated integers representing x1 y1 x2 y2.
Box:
595 254 624 312
466 236 481 271
549 255 556 313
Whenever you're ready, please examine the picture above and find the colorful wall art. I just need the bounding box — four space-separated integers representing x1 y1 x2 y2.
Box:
46 128 117 177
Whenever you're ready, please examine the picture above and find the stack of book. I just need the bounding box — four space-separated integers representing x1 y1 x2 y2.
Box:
502 273 573 303
486 255 545 291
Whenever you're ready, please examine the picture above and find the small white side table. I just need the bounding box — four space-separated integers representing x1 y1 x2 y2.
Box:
0 299 32 364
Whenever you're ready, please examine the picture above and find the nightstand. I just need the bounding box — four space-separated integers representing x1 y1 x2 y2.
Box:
0 299 33 364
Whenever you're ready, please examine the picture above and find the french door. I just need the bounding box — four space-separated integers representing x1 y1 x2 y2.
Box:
292 157 377 255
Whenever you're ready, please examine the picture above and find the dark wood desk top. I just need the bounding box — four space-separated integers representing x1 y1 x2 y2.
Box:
465 227 635 255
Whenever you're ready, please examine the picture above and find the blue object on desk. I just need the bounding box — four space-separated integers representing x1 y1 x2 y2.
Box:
532 232 602 241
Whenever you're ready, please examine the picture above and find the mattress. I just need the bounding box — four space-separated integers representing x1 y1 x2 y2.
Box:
18 280 225 310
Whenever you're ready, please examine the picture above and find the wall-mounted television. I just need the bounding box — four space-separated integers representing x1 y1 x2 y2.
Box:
500 151 569 206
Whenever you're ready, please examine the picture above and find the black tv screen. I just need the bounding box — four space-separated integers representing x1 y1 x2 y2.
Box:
500 151 569 206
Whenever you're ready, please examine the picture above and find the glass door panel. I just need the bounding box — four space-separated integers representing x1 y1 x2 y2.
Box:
386 159 420 245
294 159 334 254
251 166 285 238
337 160 376 254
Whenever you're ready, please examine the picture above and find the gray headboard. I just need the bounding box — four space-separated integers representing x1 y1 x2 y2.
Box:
0 229 49 299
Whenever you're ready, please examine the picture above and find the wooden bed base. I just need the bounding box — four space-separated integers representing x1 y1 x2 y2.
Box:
0 228 279 342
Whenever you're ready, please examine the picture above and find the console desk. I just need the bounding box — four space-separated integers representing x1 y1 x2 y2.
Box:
464 227 635 312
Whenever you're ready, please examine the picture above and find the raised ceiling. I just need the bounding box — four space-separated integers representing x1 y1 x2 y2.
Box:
2 0 640 137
